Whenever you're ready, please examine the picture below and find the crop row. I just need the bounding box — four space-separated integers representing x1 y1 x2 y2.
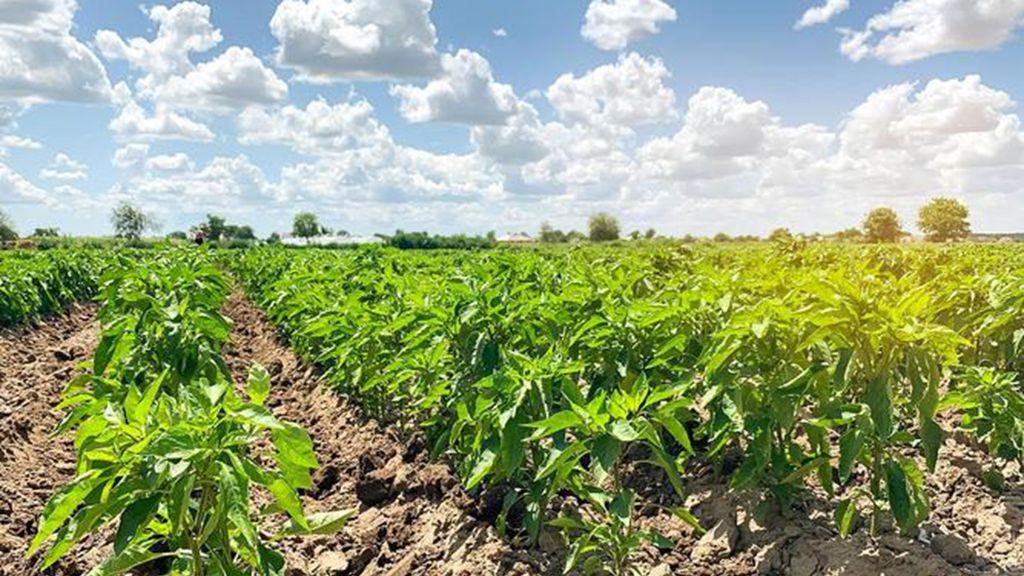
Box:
30 250 348 576
0 250 103 327
230 242 1024 573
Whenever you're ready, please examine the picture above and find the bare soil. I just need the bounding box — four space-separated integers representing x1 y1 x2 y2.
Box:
2 297 1021 576
0 305 103 576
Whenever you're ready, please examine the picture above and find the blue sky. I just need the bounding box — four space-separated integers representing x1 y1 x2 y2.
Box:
2 0 1024 237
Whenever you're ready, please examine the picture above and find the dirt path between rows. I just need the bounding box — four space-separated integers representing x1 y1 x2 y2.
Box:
221 294 555 576
0 305 101 576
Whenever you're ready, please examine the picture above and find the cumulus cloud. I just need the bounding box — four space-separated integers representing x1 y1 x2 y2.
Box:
238 96 505 204
39 152 88 181
795 0 850 29
546 52 677 127
95 2 222 96
581 0 677 51
824 75 1024 194
270 0 441 82
840 0 1024 64
112 143 150 169
145 153 194 172
0 160 48 202
97 3 286 113
0 134 43 151
471 103 550 166
493 28 507 37
154 46 288 111
391 50 519 125
0 0 112 104
109 84 215 142
237 98 392 154
119 154 281 207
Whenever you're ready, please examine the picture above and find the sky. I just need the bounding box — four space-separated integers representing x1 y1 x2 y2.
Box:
1 0 1023 238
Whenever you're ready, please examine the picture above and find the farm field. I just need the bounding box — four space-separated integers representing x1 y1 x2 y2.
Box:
1 242 1023 575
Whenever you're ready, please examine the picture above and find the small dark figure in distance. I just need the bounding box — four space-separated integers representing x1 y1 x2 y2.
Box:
193 230 206 246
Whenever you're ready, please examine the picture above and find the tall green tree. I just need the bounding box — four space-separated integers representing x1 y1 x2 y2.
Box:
863 207 904 243
768 227 793 242
0 209 17 242
588 213 620 242
918 197 970 242
292 212 322 242
111 202 156 240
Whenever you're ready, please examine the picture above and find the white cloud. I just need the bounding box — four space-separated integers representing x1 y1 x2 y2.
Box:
154 46 287 112
391 50 519 125
546 53 677 127
581 0 677 51
109 83 215 142
471 102 550 166
119 154 280 207
493 28 507 37
145 153 194 171
112 143 150 169
795 0 850 29
239 96 505 205
39 151 87 181
0 160 48 203
0 134 42 150
237 98 392 154
840 0 1024 64
825 75 1024 194
97 3 286 114
0 0 112 104
95 2 222 97
269 0 441 82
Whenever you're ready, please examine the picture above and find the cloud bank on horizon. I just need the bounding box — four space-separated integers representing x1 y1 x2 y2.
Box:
1 0 1024 236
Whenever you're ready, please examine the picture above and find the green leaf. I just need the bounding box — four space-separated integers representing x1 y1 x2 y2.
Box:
834 499 857 537
275 509 356 539
838 428 863 483
85 543 175 576
268 478 307 531
247 363 271 406
590 434 621 482
28 470 102 556
113 495 158 554
885 460 913 534
526 410 583 440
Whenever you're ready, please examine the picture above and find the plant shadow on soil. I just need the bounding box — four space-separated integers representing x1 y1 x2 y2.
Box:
2 298 1022 575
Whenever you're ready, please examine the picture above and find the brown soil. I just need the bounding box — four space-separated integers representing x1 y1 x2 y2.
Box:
2 296 1021 576
221 294 557 576
0 305 103 576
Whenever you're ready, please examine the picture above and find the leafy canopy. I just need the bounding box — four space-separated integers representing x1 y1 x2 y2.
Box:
863 207 904 243
918 197 970 242
589 212 620 242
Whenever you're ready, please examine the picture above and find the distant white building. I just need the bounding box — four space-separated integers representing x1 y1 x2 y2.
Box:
280 234 385 246
496 233 534 244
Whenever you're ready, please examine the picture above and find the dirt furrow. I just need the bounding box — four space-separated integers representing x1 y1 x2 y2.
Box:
221 294 556 576
0 305 102 576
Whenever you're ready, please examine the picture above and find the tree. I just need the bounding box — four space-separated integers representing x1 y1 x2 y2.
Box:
862 207 904 243
644 228 656 239
539 222 568 243
111 202 156 240
588 213 620 242
0 209 17 242
292 212 322 242
32 227 60 238
768 227 793 242
167 231 188 240
196 214 228 241
834 227 863 242
713 232 731 242
629 230 641 240
918 197 970 242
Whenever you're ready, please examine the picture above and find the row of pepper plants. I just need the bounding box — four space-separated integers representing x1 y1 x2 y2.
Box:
0 249 104 327
229 242 1024 574
29 249 350 576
